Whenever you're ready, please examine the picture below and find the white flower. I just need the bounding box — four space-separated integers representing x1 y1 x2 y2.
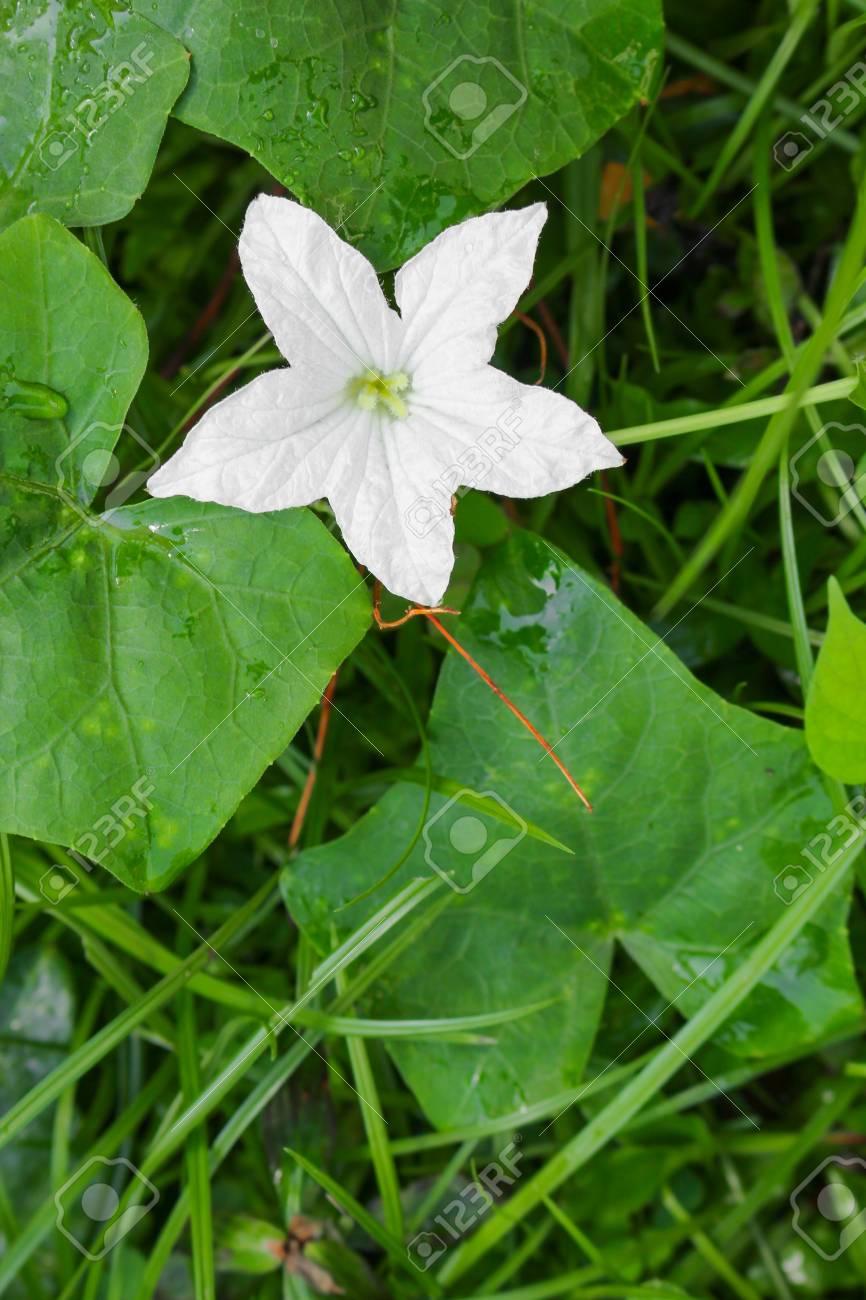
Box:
147 196 622 606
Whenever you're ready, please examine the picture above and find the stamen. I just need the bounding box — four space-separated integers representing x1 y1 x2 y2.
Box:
350 370 410 419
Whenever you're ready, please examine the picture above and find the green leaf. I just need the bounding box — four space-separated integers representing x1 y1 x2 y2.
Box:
0 2 189 231
805 578 866 781
216 1215 283 1274
0 214 147 499
366 769 574 855
828 12 866 63
283 532 860 1128
0 218 370 893
453 490 510 547
848 359 866 411
139 0 663 268
1 487 370 893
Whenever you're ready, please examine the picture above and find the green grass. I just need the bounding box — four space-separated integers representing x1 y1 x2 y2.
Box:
4 1 866 1297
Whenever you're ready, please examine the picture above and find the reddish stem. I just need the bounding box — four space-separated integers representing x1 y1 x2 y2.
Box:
161 249 241 380
512 310 548 384
177 364 243 440
531 299 624 592
372 599 461 630
424 613 593 812
535 298 569 370
289 672 339 849
161 184 286 381
371 581 591 811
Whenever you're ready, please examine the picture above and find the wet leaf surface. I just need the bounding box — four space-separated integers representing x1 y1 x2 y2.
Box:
284 531 860 1127
139 0 663 268
0 218 370 892
0 1 189 231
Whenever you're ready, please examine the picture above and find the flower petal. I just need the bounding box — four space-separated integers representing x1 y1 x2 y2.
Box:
394 203 546 381
409 365 623 501
147 368 358 512
239 195 403 378
326 415 456 608
147 368 457 607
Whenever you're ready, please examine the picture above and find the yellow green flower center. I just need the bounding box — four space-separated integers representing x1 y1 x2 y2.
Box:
349 370 410 419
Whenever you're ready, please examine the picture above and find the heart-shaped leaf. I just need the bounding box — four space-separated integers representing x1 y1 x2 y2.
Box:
139 0 663 268
0 2 189 231
283 532 860 1128
0 216 371 892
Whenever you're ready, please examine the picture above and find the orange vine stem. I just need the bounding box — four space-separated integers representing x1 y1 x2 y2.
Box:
289 671 339 849
371 581 592 812
530 298 623 593
512 309 548 384
372 599 460 630
535 298 568 374
424 614 593 813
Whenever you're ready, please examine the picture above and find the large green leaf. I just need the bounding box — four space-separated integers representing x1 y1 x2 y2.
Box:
139 0 663 268
1 489 370 892
0 1 189 232
805 578 866 782
0 214 147 498
283 532 860 1128
0 217 371 892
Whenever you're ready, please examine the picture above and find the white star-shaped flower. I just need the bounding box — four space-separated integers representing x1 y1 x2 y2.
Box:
148 196 622 605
